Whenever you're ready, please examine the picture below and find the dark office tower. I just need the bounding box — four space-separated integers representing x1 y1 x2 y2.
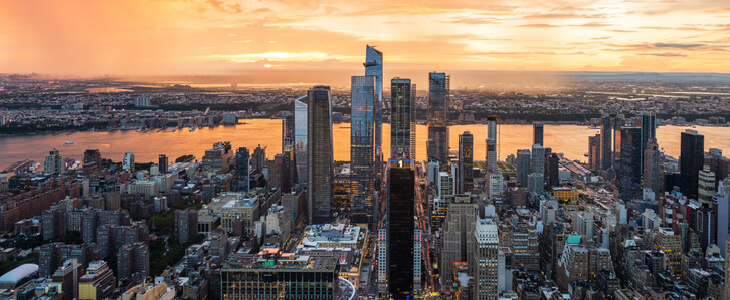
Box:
588 134 601 171
365 46 383 191
681 130 705 200
517 149 532 187
235 147 249 192
350 76 377 225
158 154 168 173
641 113 657 174
644 138 662 194
284 150 297 192
616 127 642 200
548 153 560 188
387 162 415 299
252 145 265 174
600 114 613 170
427 72 449 165
391 78 414 160
486 116 498 171
533 123 544 146
307 86 334 225
283 114 295 152
459 131 474 194
294 95 308 187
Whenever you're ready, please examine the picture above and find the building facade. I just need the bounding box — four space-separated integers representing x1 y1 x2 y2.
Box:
307 86 334 225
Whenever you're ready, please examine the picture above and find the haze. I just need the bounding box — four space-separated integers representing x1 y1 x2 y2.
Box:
1 0 729 76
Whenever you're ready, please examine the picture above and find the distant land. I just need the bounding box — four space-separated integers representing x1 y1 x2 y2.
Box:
123 71 730 89
5 70 728 90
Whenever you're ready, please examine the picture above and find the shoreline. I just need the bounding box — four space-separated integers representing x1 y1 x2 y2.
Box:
2 121 727 138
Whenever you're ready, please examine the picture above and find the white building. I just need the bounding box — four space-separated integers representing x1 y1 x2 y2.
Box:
487 171 504 199
123 152 135 172
44 149 64 174
472 218 499 300
135 96 151 107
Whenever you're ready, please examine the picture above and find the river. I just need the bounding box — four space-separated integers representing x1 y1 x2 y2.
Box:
1 119 729 170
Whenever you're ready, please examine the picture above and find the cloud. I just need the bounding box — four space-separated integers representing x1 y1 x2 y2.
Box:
522 12 612 19
652 42 706 48
441 16 500 24
621 0 680 3
638 52 687 57
569 21 613 27
607 29 636 32
590 36 611 40
206 0 241 14
516 23 559 28
251 8 272 13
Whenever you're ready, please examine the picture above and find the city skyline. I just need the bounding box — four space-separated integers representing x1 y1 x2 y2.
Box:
2 1 730 76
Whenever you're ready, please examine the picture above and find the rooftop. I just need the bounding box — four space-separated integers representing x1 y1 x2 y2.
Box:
0 264 38 284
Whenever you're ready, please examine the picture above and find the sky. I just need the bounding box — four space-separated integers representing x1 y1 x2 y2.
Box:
1 0 729 76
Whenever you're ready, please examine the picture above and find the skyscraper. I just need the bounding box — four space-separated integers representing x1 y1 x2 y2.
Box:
235 147 249 192
617 127 642 200
440 195 477 293
387 161 415 299
158 154 168 173
517 149 532 187
531 144 545 175
547 153 559 188
600 114 612 170
44 149 64 174
641 113 657 173
350 76 377 225
427 72 449 165
364 46 383 190
459 131 474 194
643 138 661 194
252 145 265 175
698 164 715 204
307 86 334 225
283 114 295 152
588 134 601 171
471 218 499 300
681 130 704 200
123 152 135 172
390 78 414 160
533 123 544 146
486 116 498 171
294 95 308 187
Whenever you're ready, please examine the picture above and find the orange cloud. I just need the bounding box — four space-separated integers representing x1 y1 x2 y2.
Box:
0 0 729 75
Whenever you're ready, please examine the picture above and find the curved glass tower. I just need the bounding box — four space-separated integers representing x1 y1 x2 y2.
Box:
350 76 377 224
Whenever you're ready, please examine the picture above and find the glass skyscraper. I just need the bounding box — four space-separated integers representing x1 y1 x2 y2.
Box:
616 127 642 200
307 86 333 225
350 76 377 225
387 161 415 299
364 45 383 193
390 78 414 160
427 72 449 165
294 95 308 187
235 147 249 192
641 112 656 174
459 131 474 194
364 45 383 157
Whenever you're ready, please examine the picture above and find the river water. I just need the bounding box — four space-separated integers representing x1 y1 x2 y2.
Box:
1 119 729 170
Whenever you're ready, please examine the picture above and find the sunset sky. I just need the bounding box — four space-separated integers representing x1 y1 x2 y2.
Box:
1 0 729 76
